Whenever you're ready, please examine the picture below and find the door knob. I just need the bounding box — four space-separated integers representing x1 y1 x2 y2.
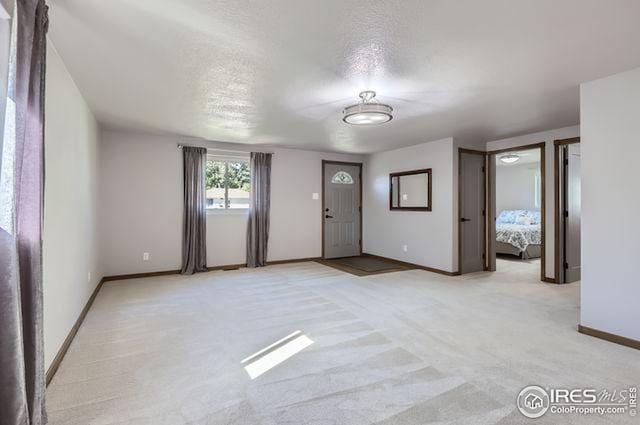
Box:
325 215 334 219
460 217 471 222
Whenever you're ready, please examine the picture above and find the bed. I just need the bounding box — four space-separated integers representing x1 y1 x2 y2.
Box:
495 210 542 259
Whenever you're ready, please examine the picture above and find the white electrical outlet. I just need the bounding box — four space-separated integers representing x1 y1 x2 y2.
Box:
312 192 319 200
402 245 408 252
143 252 150 261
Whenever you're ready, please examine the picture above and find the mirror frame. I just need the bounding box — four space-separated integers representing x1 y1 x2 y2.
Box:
389 168 432 211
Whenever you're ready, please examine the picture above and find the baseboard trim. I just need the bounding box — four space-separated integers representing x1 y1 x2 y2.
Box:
208 263 246 271
102 257 323 282
362 253 460 276
46 277 105 386
267 257 321 266
103 269 182 282
578 325 640 350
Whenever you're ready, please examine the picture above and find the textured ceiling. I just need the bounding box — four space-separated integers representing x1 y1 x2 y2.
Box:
48 0 640 153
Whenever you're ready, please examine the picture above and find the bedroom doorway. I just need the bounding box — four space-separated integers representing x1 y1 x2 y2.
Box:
488 143 547 282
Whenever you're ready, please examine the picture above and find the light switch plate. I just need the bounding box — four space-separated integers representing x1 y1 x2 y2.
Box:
312 193 319 200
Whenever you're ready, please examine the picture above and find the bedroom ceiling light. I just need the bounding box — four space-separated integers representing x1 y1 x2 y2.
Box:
499 154 520 164
342 91 393 125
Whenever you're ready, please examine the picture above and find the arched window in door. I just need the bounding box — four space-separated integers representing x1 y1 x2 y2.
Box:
331 171 354 184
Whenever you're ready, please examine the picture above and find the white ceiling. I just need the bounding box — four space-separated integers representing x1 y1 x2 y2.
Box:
48 0 640 153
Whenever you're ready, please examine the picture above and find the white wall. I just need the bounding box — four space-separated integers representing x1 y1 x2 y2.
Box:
486 125 579 279
43 42 101 369
0 2 11 156
99 128 363 276
580 67 640 341
0 0 11 17
496 162 541 214
363 137 456 272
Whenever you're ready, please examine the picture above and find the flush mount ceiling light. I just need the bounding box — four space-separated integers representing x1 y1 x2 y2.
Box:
342 91 393 125
499 154 520 164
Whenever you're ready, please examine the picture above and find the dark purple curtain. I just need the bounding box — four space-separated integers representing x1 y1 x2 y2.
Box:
181 146 208 274
0 1 49 424
246 152 271 267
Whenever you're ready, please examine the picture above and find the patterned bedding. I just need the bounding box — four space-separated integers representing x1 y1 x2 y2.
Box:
496 223 542 252
496 210 542 252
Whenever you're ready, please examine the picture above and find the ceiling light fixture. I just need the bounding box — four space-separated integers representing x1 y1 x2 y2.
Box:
342 91 393 125
499 154 520 164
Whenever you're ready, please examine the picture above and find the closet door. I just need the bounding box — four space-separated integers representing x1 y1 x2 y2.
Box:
460 150 486 273
564 144 581 282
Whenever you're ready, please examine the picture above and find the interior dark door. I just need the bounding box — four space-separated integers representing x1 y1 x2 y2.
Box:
564 144 581 282
460 151 486 273
323 162 361 259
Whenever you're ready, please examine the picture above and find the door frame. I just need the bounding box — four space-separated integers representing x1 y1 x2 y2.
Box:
321 160 363 259
553 137 581 284
487 142 549 282
457 148 488 273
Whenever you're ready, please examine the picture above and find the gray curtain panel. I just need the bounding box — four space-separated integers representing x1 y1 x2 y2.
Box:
0 1 49 424
181 146 208 274
246 152 272 267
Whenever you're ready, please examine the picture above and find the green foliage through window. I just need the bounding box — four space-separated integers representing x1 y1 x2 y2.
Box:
205 158 250 209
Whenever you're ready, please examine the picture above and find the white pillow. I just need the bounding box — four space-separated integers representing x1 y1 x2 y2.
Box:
516 216 533 225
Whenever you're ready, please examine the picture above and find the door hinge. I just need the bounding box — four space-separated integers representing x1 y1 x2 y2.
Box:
359 239 362 246
481 166 486 172
564 210 569 218
482 253 485 259
564 262 569 270
564 158 569 166
359 206 362 213
482 209 485 217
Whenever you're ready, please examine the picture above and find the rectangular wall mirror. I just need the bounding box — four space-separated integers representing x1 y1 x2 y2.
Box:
390 168 432 211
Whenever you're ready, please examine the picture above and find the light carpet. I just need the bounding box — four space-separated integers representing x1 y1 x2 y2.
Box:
46 260 640 424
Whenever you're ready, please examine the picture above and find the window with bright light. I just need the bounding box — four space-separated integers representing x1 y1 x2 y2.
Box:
205 156 250 210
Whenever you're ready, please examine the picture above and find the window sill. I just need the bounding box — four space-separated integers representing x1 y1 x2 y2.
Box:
206 209 249 215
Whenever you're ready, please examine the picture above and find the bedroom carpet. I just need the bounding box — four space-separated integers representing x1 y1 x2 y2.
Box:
46 260 640 424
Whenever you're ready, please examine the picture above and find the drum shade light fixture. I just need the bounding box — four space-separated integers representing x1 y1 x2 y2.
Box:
342 91 393 125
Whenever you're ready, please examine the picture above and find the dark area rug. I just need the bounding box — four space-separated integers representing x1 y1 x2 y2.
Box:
333 256 401 272
318 256 413 276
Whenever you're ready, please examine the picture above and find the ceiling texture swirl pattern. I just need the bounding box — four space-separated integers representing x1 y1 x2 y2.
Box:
49 0 640 153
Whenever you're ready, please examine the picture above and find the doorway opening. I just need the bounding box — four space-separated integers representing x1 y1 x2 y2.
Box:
488 143 547 282
321 160 363 260
554 138 581 283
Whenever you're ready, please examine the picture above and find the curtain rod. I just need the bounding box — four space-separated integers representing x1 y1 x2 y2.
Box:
177 143 274 155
